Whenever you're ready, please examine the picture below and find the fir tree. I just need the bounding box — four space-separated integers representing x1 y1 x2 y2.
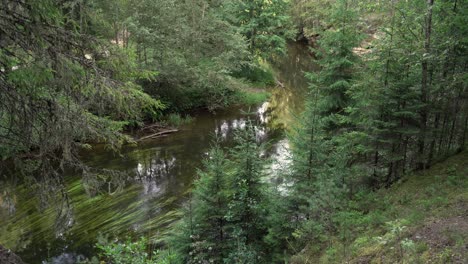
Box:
308 0 363 133
225 122 268 262
170 142 230 263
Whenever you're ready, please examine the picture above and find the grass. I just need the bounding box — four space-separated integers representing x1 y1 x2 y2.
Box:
163 113 193 128
232 63 275 88
293 150 468 264
236 89 271 106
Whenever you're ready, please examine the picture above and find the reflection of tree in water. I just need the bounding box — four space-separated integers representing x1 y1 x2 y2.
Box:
214 115 268 143
0 159 76 237
82 168 129 197
0 181 17 215
135 152 177 197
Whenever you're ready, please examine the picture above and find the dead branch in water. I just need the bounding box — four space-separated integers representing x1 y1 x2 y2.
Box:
137 129 179 141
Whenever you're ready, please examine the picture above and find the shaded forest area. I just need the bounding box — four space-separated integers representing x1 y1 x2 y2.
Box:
0 0 467 263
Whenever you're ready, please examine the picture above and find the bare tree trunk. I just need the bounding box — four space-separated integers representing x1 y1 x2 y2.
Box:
418 0 434 170
428 113 440 166
402 136 408 174
438 113 448 155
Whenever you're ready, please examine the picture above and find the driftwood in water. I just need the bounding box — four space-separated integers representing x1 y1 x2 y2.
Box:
138 129 179 141
275 78 285 88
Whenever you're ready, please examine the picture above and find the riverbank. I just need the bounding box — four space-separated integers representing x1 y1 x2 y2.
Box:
291 150 468 263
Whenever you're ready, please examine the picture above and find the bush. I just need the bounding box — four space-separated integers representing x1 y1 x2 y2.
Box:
164 113 194 127
235 90 271 106
96 236 178 264
232 64 275 87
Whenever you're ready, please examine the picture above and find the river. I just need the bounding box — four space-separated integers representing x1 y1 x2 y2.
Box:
0 42 316 263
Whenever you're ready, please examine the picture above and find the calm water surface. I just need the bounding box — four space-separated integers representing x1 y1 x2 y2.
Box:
0 42 316 263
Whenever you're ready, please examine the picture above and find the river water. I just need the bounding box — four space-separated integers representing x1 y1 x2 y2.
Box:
0 42 315 263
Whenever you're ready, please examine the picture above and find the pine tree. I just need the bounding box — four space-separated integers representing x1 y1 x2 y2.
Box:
170 142 230 263
224 0 295 57
225 123 268 262
284 0 363 252
190 143 230 263
308 0 363 133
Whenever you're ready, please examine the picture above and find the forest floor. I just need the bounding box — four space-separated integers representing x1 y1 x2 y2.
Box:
295 150 468 264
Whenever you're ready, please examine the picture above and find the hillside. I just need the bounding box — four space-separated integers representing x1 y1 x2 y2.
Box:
292 151 468 263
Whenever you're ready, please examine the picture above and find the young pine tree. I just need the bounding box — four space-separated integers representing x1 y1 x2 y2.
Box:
224 0 295 57
284 0 363 253
170 142 230 263
225 123 269 263
308 0 362 133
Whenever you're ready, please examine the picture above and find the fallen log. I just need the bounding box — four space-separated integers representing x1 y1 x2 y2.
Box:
275 78 285 88
137 129 179 141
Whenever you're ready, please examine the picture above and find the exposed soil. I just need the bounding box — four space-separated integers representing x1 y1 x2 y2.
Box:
412 202 468 263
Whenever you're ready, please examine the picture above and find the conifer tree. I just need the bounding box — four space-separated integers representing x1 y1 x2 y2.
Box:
308 0 362 133
170 142 230 263
284 0 363 252
225 123 268 262
224 0 295 57
190 144 230 263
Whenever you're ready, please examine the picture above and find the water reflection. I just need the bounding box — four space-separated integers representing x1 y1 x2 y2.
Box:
267 139 294 195
0 42 316 263
257 102 270 124
135 151 177 198
214 118 249 139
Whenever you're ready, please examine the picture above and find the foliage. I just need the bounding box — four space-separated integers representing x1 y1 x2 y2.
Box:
292 150 468 263
286 0 467 262
224 0 296 57
96 236 178 264
232 63 276 87
0 0 165 212
240 91 271 106
163 114 194 128
91 0 271 112
170 123 272 263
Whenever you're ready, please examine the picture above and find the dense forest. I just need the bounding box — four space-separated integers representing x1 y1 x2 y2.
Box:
0 0 467 263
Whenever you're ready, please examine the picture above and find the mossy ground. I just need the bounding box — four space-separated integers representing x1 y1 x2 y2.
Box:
293 151 468 264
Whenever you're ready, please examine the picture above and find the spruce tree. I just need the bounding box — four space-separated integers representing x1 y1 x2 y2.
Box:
284 0 363 252
190 144 230 263
170 142 230 263
225 122 268 263
224 0 295 57
308 0 362 133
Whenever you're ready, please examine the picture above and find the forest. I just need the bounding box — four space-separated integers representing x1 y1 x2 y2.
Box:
0 0 467 263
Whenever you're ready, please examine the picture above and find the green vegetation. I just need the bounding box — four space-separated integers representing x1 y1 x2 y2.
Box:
1 0 467 263
97 237 177 264
0 0 291 208
292 150 468 263
236 90 271 107
155 0 467 263
169 125 271 263
162 114 194 128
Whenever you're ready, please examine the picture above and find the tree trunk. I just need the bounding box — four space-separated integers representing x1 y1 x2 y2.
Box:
418 0 434 170
428 113 440 166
